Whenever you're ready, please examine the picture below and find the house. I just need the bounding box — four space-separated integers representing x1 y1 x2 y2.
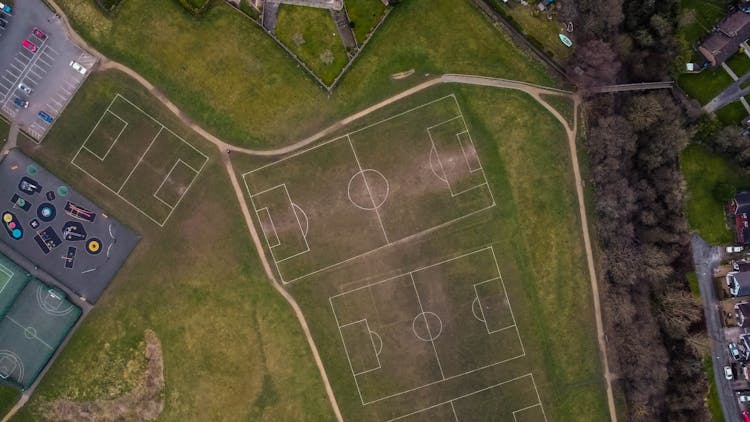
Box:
730 192 750 244
737 302 750 327
697 9 750 67
728 271 750 296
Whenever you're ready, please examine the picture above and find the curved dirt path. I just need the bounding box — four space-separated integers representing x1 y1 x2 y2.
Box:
44 2 616 421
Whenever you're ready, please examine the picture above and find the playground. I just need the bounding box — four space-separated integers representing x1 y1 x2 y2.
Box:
0 150 138 302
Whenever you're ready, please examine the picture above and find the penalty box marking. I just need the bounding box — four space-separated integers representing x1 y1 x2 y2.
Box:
71 93 209 227
248 183 311 264
153 159 200 209
79 97 129 162
387 372 547 422
473 277 518 335
329 246 526 405
426 116 493 199
339 318 383 375
243 94 496 285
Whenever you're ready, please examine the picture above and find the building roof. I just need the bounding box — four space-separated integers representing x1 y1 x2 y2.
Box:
738 302 750 327
698 10 750 67
737 191 750 212
731 271 750 296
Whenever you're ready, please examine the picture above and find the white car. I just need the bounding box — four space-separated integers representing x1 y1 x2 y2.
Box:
69 61 86 75
725 365 734 380
729 246 745 253
17 83 31 95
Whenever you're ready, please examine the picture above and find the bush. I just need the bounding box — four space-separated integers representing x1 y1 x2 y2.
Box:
94 0 126 16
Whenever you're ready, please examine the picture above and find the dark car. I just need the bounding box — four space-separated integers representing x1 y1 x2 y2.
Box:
32 28 46 40
0 20 6 28
38 111 53 123
13 98 28 109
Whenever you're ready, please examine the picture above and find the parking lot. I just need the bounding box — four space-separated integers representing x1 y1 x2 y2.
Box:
0 0 96 142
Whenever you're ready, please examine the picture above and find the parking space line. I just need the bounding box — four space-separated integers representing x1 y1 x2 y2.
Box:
36 58 51 68
2 76 14 84
28 69 43 80
9 64 22 72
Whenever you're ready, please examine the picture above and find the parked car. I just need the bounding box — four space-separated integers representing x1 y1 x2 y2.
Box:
0 2 11 12
21 39 36 53
69 61 86 75
37 111 53 123
743 410 750 422
725 365 734 380
13 98 28 109
731 343 743 360
0 20 6 28
729 246 745 253
739 391 750 403
32 27 46 40
17 83 31 96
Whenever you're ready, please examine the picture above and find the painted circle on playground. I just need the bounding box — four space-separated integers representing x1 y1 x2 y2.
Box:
2 213 12 223
35 285 75 316
57 186 68 197
23 326 37 340
87 238 102 255
347 169 390 211
11 229 21 239
16 198 25 207
412 312 443 342
7 222 15 229
37 203 56 222
26 164 37 175
0 350 25 381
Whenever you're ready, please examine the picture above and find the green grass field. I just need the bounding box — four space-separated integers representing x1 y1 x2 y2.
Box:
727 53 750 77
681 143 749 245
540 93 574 128
678 69 733 105
0 117 8 149
501 3 572 61
8 70 335 421
0 385 20 418
715 101 748 125
231 85 607 421
679 0 724 46
275 5 349 85
346 0 387 44
55 0 557 149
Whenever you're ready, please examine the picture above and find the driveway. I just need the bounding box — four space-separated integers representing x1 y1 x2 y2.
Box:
692 234 741 422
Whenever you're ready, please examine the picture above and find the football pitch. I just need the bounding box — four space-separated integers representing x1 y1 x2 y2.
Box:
234 86 607 421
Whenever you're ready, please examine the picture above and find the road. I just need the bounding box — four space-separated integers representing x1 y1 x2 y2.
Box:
38 2 617 421
692 234 740 422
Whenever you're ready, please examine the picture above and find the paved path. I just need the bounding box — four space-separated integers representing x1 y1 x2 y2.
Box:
692 235 741 422
41 2 617 421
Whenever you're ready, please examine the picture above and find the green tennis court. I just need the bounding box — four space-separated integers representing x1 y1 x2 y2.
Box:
0 278 81 389
0 253 30 319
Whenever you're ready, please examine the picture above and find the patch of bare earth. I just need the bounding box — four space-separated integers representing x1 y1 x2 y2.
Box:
42 330 165 421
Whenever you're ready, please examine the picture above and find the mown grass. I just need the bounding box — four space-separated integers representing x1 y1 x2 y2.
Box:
681 143 749 245
679 0 725 46
727 53 750 77
55 0 557 149
9 70 334 421
704 357 725 422
678 68 733 105
233 85 608 421
687 272 700 297
500 2 572 61
275 5 349 85
541 93 574 128
715 100 748 125
345 0 386 44
0 117 8 148
0 385 20 419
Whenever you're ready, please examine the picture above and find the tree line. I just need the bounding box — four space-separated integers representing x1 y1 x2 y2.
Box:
568 0 710 420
